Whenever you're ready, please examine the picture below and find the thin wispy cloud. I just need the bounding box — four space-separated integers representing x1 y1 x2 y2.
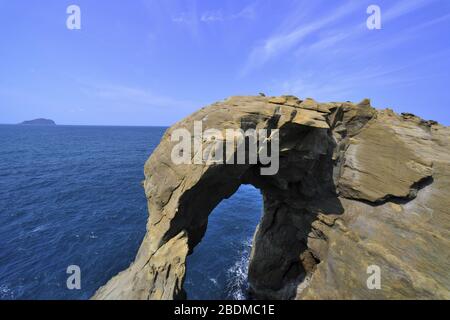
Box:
174 4 256 25
241 0 443 77
257 0 448 107
2 1 449 125
295 31 350 57
275 47 450 103
240 1 363 76
200 11 225 23
294 0 447 60
232 5 257 20
383 0 434 23
278 73 437 103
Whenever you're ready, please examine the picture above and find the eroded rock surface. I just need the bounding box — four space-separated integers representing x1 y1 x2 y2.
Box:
93 96 450 300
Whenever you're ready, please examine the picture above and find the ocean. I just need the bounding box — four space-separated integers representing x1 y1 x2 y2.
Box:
0 124 262 300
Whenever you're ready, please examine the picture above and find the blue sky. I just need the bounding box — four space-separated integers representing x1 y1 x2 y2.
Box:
1 0 449 126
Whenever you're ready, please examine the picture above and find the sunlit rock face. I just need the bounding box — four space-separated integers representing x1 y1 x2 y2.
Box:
93 96 450 300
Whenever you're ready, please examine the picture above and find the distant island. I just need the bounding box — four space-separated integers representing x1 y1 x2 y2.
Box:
20 118 56 125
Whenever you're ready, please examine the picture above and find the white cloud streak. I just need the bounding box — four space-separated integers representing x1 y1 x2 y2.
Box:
259 0 447 102
174 4 256 24
382 0 435 23
241 1 363 75
241 0 443 76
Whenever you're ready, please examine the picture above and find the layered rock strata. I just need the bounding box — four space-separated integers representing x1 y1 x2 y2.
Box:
93 96 450 300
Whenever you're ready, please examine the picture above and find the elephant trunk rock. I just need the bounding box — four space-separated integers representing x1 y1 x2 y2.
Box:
93 96 450 300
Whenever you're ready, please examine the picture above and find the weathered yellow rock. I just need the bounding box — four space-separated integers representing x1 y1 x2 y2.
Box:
93 95 450 301
390 203 403 213
292 109 329 129
299 98 319 111
268 96 288 105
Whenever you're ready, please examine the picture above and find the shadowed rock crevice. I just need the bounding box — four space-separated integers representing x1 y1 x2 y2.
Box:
93 96 450 300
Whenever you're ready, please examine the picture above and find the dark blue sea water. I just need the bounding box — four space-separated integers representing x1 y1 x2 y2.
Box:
0 125 262 300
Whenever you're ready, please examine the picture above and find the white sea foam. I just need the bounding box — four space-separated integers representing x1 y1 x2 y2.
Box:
0 285 14 299
226 238 252 300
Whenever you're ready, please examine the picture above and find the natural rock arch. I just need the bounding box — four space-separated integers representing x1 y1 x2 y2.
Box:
93 96 450 300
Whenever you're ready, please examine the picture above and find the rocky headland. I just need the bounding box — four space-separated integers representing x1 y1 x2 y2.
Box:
93 95 450 300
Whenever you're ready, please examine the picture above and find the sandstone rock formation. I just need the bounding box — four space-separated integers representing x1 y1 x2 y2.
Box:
93 96 450 300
